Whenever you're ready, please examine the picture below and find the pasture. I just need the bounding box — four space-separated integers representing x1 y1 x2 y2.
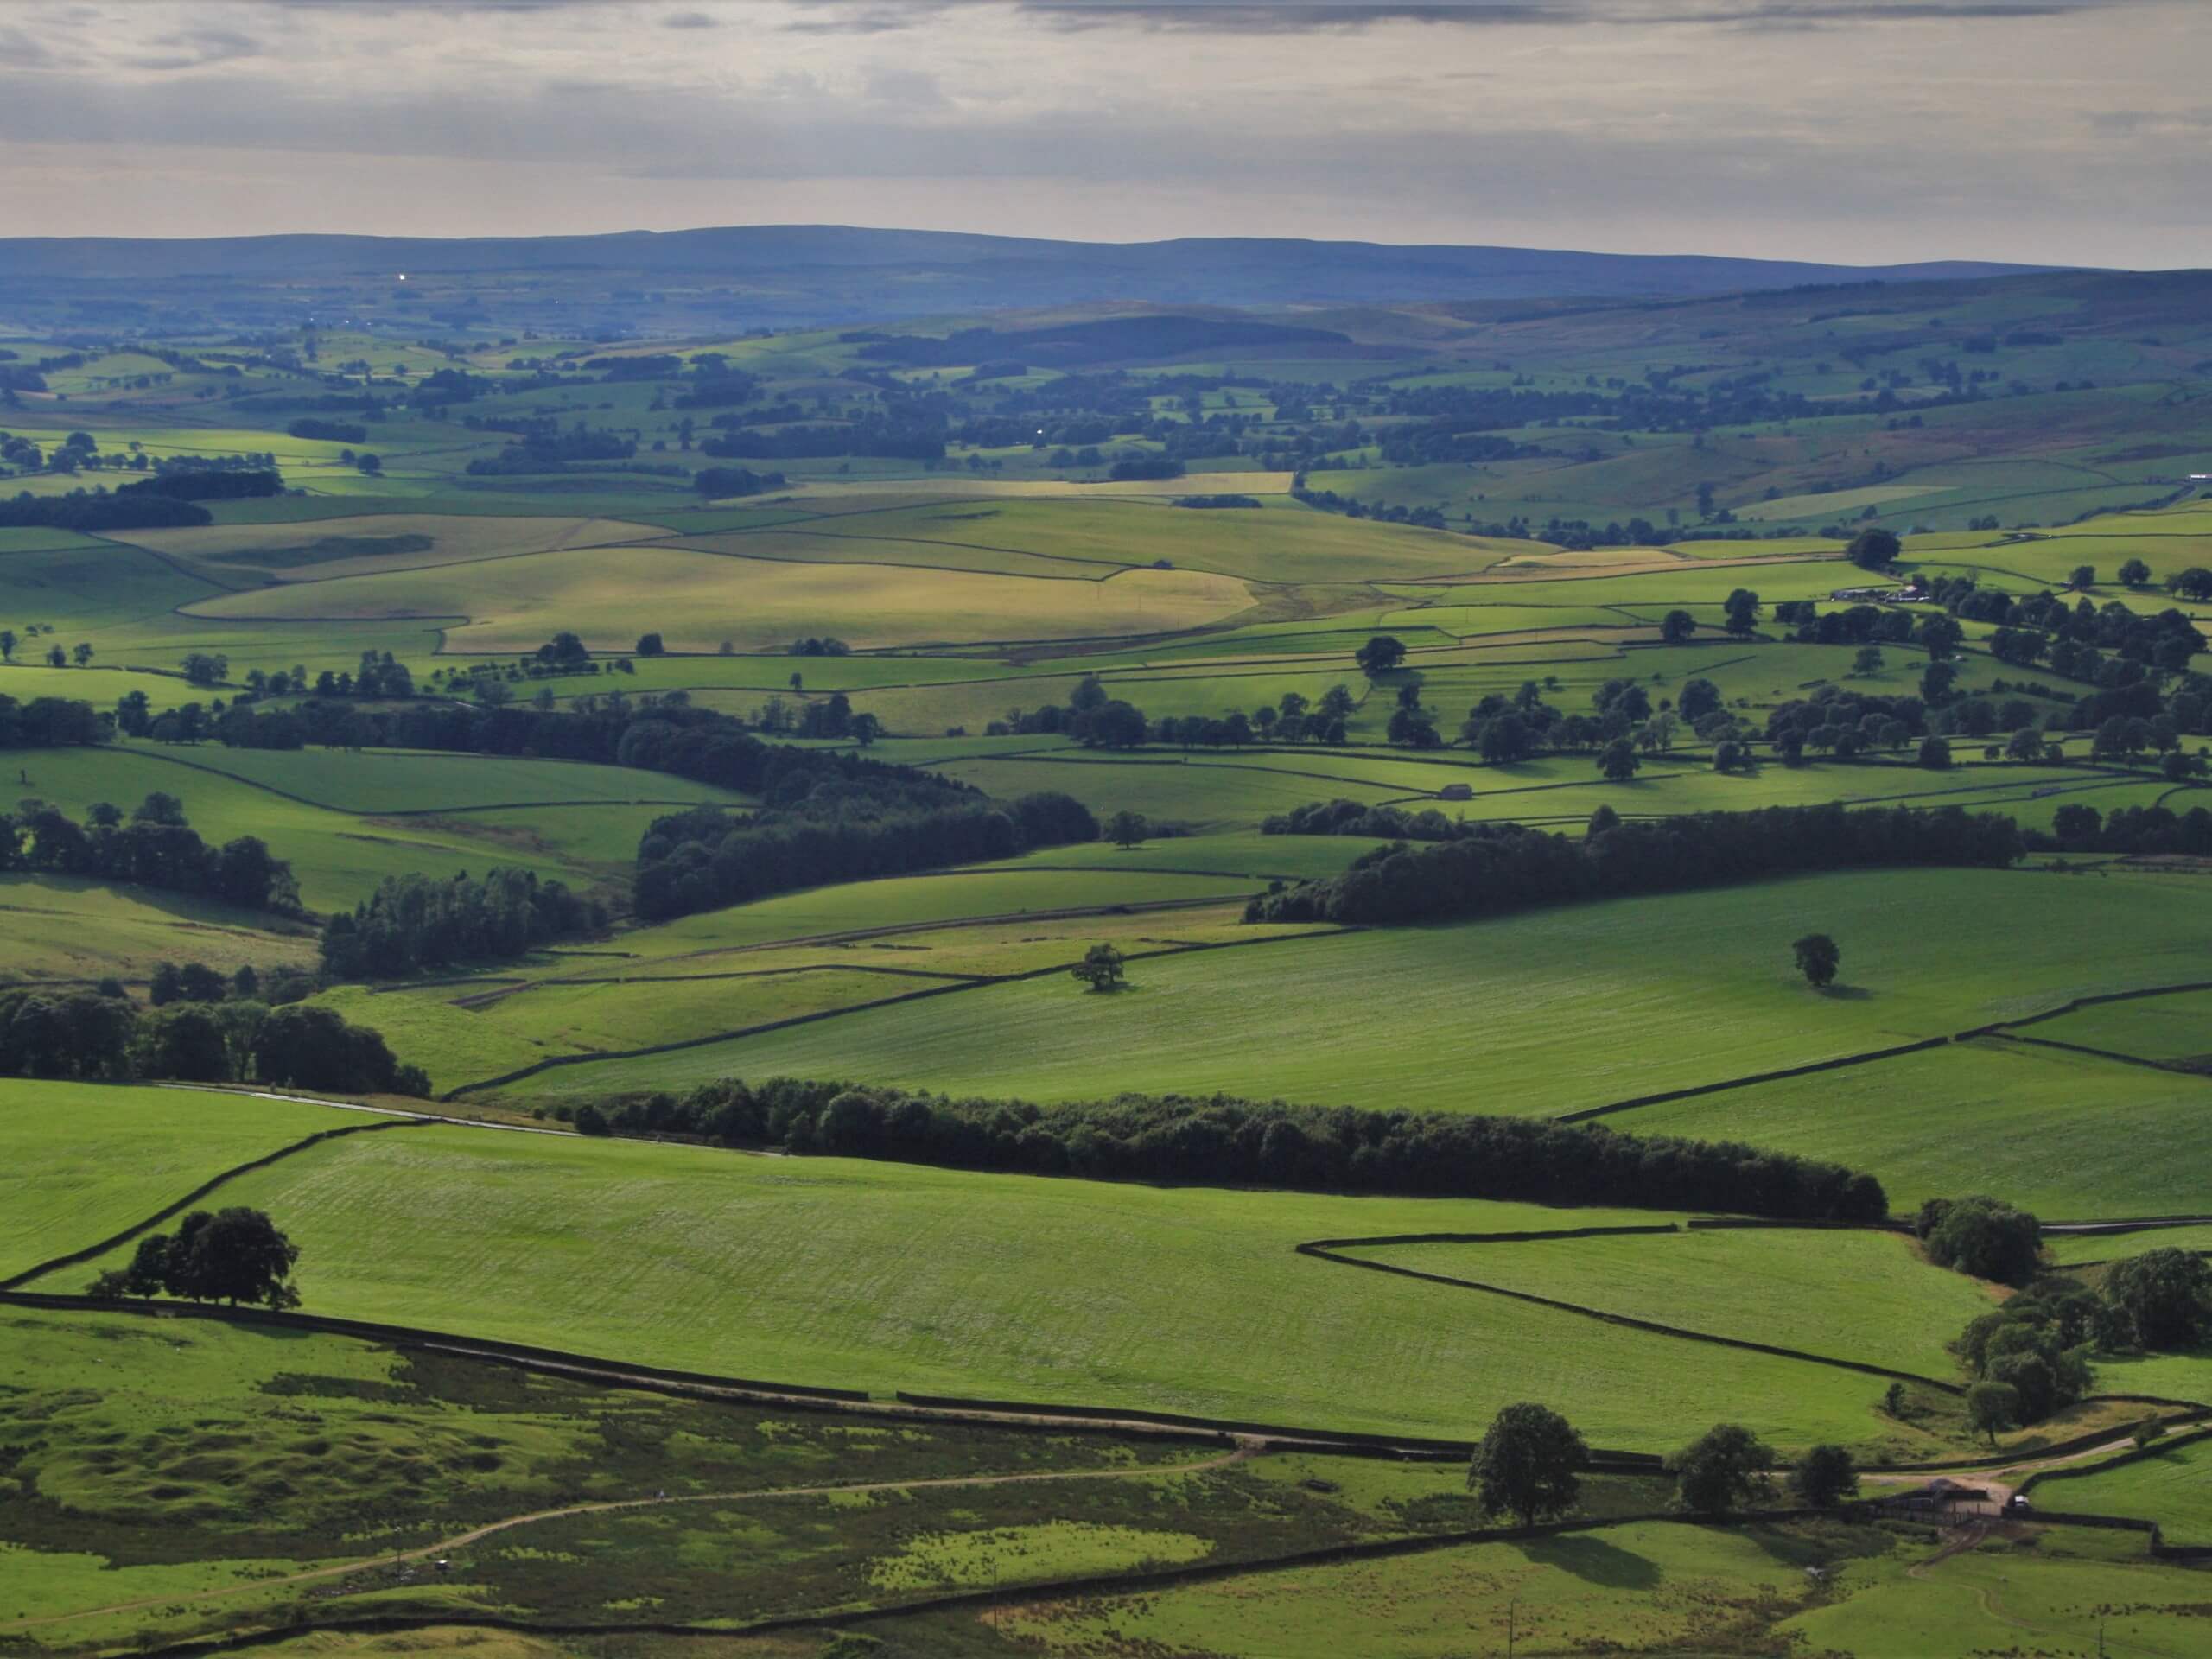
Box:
0 1081 357 1278
492 868 2212 1116
0 875 318 985
40 1122 1986 1452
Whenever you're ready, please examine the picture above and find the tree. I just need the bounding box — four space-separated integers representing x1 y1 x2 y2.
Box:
0 629 14 662
1468 1402 1589 1529
1846 527 1900 572
636 632 665 656
1788 1445 1859 1509
1792 932 1840 988
2118 558 2152 588
1669 1423 1774 1514
156 1208 301 1308
2067 564 2096 591
1069 943 1126 992
1852 645 1885 677
1355 635 1407 678
1966 1380 2019 1447
1678 678 1721 723
2102 1249 2212 1351
45 644 65 668
1920 1196 2043 1287
2168 567 2212 601
1598 739 1639 782
1661 608 1696 644
1106 810 1148 849
1722 589 1759 635
72 642 92 667
1916 735 1952 771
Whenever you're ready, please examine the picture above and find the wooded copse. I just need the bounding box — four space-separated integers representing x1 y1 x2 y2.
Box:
558 1079 1888 1221
1246 804 2025 926
1 792 300 914
320 867 603 979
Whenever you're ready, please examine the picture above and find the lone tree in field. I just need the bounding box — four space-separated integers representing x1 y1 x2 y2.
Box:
1967 1380 2020 1447
2117 557 2152 588
91 1207 301 1310
1469 1402 1589 1529
1788 1445 1859 1509
1355 634 1406 678
636 632 665 656
1070 944 1127 993
1661 608 1697 644
1846 526 1901 572
1669 1423 1774 1514
1852 645 1885 677
1598 739 1640 783
1792 933 1840 988
1106 809 1148 849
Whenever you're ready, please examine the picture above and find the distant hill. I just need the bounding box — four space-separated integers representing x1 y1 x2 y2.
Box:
0 224 2069 330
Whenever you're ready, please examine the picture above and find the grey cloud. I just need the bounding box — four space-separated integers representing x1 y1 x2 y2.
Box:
663 8 718 22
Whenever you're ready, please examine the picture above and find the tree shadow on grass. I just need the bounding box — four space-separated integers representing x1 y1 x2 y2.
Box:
1516 1534 1662 1589
1814 982 1872 1001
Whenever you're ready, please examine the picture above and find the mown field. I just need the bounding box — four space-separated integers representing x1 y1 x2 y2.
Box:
483 868 2212 1116
36 1116 1998 1454
0 1082 359 1278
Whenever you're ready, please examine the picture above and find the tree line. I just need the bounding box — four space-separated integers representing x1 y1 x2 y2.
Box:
559 1077 1887 1222
2 791 300 914
0 694 105 747
635 785 1096 923
0 987 426 1096
320 868 602 980
1246 803 2024 927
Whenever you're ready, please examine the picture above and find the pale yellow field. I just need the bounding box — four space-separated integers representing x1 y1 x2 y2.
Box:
180 544 1259 652
118 514 659 581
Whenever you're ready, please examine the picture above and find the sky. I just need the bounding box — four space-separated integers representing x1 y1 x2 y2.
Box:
0 0 2204 266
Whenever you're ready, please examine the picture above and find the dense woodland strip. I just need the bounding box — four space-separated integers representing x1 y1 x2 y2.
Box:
320 868 603 978
1248 804 2024 926
0 791 300 914
559 1080 1889 1222
0 988 426 1096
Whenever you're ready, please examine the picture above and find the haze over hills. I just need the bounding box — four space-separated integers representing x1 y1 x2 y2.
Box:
0 223 2073 332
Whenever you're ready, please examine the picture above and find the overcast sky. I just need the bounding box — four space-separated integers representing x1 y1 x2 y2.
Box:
0 0 2203 265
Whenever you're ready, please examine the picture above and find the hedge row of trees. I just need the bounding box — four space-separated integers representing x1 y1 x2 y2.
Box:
2035 802 2212 856
321 868 601 980
0 988 425 1096
636 785 1096 923
0 694 105 747
1246 804 2024 927
563 1078 1888 1221
0 487 212 531
1 792 299 914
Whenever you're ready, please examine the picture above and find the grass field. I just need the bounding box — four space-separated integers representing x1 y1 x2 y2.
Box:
1349 1226 1996 1379
0 1082 360 1278
2024 988 2212 1065
39 1120 1989 1453
491 868 2212 1116
0 874 319 984
2027 1434 2212 1544
1626 1039 2212 1218
179 544 1259 654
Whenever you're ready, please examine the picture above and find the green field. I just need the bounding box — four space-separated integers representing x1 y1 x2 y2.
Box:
0 1082 360 1278
2028 1434 2212 1545
490 868 2212 1117
0 874 319 984
37 1119 1990 1453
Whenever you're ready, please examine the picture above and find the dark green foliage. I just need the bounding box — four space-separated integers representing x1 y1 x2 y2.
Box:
568 1078 1888 1220
1668 1424 1773 1514
1355 635 1407 677
1 792 296 912
2102 1249 2212 1351
1952 1279 2098 1428
1247 804 2022 927
91 1207 300 1308
1918 1196 2043 1287
118 467 282 503
1470 1402 1588 1528
1847 526 1900 570
1788 1445 1859 1508
321 867 600 979
0 488 210 531
253 1002 425 1095
692 465 786 497
1966 1381 2019 1447
0 693 105 747
1792 932 1840 988
1070 943 1127 992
